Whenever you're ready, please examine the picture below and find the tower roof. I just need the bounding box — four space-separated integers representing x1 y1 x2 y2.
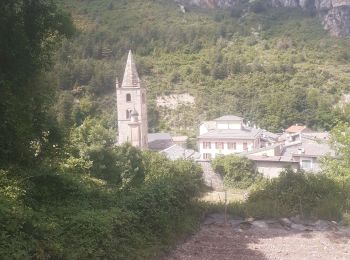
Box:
121 50 141 88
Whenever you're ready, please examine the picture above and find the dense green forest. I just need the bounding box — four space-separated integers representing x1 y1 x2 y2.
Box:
54 0 350 135
2 0 350 259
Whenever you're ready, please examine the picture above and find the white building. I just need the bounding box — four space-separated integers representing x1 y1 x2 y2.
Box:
198 115 262 160
197 117 335 177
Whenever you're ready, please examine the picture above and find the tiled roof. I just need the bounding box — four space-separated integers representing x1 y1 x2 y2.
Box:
302 132 330 141
214 115 243 121
241 143 281 156
148 133 172 142
261 130 280 140
282 142 335 157
198 127 261 140
286 125 311 133
148 133 173 151
247 155 296 163
161 144 199 160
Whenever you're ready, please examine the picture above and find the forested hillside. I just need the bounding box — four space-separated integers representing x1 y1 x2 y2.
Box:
56 0 350 135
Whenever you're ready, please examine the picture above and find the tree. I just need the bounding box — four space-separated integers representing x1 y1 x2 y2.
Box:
64 118 145 187
323 123 350 178
64 118 116 176
322 122 350 210
0 0 74 166
212 155 261 188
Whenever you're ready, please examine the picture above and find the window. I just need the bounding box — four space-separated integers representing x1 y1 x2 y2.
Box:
126 109 132 119
203 142 211 149
142 93 146 104
301 159 312 170
227 142 236 150
126 93 131 102
243 142 248 151
203 153 212 160
215 142 224 149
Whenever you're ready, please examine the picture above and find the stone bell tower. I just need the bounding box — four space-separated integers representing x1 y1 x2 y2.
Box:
116 50 148 148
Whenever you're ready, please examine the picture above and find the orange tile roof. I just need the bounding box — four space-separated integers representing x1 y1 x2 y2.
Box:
286 125 307 133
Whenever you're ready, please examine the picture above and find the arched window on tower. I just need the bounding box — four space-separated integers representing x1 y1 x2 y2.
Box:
142 93 145 104
126 93 131 102
126 109 132 119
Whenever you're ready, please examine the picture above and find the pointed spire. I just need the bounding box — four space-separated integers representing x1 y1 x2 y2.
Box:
121 50 141 88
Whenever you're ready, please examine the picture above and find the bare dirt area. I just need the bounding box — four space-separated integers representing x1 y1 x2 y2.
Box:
164 214 350 260
156 93 195 109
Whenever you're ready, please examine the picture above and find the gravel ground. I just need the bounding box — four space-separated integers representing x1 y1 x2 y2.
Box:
164 216 350 260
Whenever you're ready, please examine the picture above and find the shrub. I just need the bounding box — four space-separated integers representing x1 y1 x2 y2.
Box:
212 155 262 188
246 168 346 220
0 152 204 259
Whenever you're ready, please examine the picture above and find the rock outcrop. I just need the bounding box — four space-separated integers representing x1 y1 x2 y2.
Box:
175 0 238 8
324 6 350 36
175 0 350 37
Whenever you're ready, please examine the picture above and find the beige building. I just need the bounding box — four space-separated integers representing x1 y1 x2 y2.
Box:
116 51 148 148
247 155 299 178
245 136 335 177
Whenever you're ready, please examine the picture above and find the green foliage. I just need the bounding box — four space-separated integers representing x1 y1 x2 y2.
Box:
64 118 114 174
115 144 145 189
212 155 262 188
321 122 350 213
52 0 350 134
324 122 350 178
63 118 146 188
0 152 204 259
0 0 73 166
204 168 348 221
246 168 346 219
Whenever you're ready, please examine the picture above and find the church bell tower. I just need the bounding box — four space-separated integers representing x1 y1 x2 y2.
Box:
116 50 148 148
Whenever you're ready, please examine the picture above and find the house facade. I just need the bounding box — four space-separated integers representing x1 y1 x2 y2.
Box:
247 156 299 178
282 141 334 172
198 116 262 160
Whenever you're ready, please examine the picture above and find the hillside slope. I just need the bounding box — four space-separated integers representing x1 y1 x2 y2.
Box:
176 0 350 37
56 0 350 135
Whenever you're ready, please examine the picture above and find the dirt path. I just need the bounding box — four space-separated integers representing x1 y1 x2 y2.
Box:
164 214 350 260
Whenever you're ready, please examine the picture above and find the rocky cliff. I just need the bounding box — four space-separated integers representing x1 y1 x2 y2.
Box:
175 0 350 37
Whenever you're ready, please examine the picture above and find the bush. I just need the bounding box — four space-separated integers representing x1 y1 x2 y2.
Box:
212 155 262 188
64 119 146 188
0 152 204 259
246 168 346 220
